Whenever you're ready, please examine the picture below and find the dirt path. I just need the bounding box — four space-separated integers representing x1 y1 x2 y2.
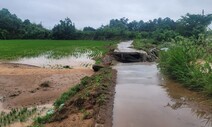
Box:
0 63 94 110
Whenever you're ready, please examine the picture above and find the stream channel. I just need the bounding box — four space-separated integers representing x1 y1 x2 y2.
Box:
112 41 212 127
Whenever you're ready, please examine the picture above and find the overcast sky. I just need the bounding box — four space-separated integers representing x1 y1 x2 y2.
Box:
1 0 212 29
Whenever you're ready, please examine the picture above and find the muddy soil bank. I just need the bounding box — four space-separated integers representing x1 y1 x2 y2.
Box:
0 63 94 110
43 67 117 127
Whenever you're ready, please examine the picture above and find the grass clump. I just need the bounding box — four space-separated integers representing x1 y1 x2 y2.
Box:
54 76 90 108
158 37 212 95
0 107 37 126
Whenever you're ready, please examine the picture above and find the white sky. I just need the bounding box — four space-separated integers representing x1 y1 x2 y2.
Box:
1 0 212 29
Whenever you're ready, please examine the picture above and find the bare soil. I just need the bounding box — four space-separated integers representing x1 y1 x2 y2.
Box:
44 68 117 127
0 63 94 109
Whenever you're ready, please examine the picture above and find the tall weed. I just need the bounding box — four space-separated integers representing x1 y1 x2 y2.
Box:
159 38 212 95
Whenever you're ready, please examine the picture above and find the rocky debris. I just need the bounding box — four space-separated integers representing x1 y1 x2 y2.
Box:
0 96 5 102
102 55 114 65
146 48 160 62
29 88 39 93
63 65 72 69
40 81 51 88
9 91 21 97
92 65 104 72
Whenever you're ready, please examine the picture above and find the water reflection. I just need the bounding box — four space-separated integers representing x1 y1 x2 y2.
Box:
162 79 212 127
113 41 212 127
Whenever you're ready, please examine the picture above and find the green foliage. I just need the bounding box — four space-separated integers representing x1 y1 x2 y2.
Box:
1 8 211 41
0 8 50 39
52 18 76 40
0 40 110 60
0 107 37 126
158 38 212 95
132 39 156 51
80 109 91 120
53 76 89 108
151 29 178 44
176 13 212 38
83 27 96 32
34 114 52 125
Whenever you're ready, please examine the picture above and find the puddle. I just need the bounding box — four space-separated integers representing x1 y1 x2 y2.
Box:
9 51 95 69
112 41 212 127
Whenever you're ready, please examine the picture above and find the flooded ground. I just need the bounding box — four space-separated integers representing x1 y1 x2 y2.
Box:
8 52 95 69
0 52 95 126
112 41 212 127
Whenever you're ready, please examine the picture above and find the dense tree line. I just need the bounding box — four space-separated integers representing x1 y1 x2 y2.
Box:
0 8 212 41
0 9 50 39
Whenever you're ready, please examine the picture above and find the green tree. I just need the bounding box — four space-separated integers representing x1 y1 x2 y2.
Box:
52 18 76 40
0 8 22 39
177 13 212 38
83 26 96 32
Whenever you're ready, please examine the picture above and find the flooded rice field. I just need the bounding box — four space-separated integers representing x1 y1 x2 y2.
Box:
112 41 212 127
8 51 95 69
0 51 95 126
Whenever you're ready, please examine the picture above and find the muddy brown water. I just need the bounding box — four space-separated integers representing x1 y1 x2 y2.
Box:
112 41 212 127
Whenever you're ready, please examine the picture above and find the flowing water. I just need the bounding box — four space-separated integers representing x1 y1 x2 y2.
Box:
112 41 212 127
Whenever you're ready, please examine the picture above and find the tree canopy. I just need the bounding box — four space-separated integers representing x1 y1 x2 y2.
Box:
0 8 211 41
176 13 212 38
0 8 50 39
52 18 76 40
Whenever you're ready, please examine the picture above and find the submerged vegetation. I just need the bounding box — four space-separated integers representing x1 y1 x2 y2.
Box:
0 40 111 60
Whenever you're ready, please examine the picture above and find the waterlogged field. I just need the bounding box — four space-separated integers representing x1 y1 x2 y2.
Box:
0 40 111 60
0 40 111 126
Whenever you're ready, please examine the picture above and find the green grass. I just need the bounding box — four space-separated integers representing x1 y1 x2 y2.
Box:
132 39 156 51
0 107 37 126
0 40 111 60
158 38 212 95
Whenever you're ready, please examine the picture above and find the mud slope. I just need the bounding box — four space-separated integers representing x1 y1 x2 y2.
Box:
39 67 117 127
0 63 93 109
